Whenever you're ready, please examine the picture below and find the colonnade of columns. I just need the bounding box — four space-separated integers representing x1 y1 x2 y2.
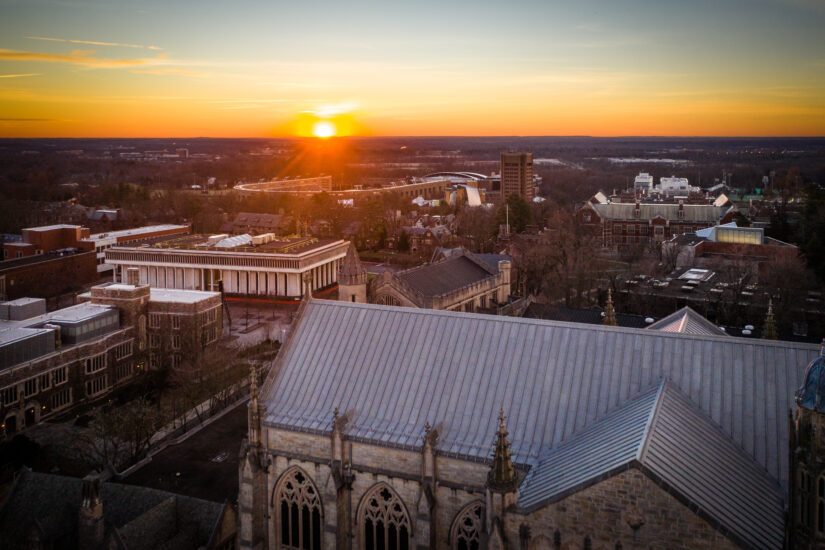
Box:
116 258 342 298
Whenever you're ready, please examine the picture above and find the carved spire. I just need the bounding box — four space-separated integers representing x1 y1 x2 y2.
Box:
603 288 617 326
249 365 261 446
488 409 517 492
249 365 258 407
762 298 778 340
331 407 343 463
302 271 313 300
340 243 367 286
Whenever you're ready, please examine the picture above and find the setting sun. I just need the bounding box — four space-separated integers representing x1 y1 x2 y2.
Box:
312 121 336 138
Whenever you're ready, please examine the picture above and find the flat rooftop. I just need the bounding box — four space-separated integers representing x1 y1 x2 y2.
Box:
2 297 44 306
0 326 53 347
112 234 340 255
150 288 220 304
88 224 189 240
0 248 92 270
21 224 82 232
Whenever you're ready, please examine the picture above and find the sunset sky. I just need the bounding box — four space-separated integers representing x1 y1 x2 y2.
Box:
1 0 824 137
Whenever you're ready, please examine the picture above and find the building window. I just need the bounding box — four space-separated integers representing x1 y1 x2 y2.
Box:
275 467 323 550
23 378 37 397
360 484 410 550
150 333 160 348
149 313 161 328
172 354 182 368
640 226 648 235
172 315 180 329
85 374 108 397
150 354 159 369
38 373 51 391
172 334 181 349
84 353 107 374
52 366 68 386
52 388 72 411
1 386 18 406
115 361 134 382
114 341 133 360
451 501 484 550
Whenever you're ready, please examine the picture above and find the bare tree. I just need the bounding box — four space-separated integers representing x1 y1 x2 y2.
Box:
71 397 164 472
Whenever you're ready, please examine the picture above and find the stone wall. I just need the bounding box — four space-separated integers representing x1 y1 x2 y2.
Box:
242 427 748 550
508 468 740 550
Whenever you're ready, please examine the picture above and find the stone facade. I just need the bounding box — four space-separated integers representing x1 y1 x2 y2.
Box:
368 252 512 312
1 279 222 439
239 421 745 550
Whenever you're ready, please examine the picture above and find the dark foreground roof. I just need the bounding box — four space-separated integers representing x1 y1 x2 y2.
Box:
262 300 818 494
0 469 226 550
518 381 784 550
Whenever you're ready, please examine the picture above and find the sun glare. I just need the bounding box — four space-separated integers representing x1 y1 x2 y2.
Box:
312 121 336 138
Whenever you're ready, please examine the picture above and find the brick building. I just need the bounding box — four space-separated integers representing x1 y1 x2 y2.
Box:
0 271 222 439
500 152 534 199
667 224 801 278
0 249 98 301
238 299 819 549
577 199 740 248
2 224 92 260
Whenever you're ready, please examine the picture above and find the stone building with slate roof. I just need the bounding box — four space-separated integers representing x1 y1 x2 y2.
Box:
0 469 236 549
368 248 512 312
238 298 821 550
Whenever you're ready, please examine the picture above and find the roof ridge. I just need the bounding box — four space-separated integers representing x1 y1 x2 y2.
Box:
307 300 820 350
637 378 668 463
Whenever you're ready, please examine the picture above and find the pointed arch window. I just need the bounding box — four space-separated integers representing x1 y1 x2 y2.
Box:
360 484 410 550
274 468 322 550
451 501 484 550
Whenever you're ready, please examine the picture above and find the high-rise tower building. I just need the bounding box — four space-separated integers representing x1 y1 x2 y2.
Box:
500 152 533 199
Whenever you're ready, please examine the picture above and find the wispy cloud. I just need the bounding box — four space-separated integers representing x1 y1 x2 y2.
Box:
0 118 55 122
131 67 207 77
26 36 161 50
0 73 41 78
0 48 148 68
0 49 205 77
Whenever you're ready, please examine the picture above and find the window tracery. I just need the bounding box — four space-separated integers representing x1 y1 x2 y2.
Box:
451 501 484 550
274 467 322 550
360 484 410 550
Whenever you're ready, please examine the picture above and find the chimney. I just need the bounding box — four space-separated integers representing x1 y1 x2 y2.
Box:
78 473 104 549
126 267 140 287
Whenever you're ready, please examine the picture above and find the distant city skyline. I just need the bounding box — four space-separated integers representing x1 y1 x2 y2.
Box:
1 0 824 137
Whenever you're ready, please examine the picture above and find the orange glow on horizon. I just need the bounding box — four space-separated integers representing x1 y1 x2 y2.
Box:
312 120 336 138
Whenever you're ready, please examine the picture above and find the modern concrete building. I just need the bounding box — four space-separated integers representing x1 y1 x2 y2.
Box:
105 234 350 299
85 224 190 275
500 152 534 199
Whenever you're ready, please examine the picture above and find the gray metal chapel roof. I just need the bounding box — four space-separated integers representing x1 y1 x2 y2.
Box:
518 380 785 550
261 300 819 491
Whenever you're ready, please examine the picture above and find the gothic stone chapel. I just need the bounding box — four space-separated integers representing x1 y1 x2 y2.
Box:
238 299 822 550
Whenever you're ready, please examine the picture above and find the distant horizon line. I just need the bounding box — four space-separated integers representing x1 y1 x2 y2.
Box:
1 135 825 140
